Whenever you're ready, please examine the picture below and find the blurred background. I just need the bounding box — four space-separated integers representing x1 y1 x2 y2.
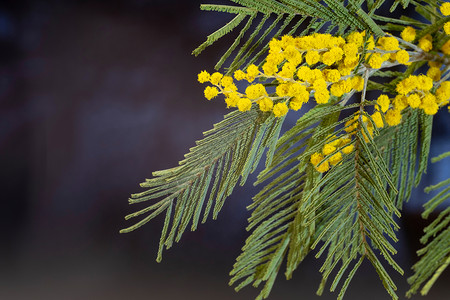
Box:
0 0 449 299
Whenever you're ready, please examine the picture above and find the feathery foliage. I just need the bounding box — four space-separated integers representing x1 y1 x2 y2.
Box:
407 151 450 297
122 1 450 299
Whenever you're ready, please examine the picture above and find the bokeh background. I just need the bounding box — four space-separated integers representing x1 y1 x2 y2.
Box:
0 0 449 299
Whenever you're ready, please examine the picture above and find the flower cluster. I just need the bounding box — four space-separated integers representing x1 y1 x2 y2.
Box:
198 30 415 118
198 15 450 174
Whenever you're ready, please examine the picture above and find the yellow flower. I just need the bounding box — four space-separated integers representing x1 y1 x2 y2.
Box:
305 50 321 65
245 84 267 99
372 111 384 128
427 67 441 82
351 76 365 91
401 26 416 42
368 53 383 69
289 98 303 111
441 3 450 16
322 144 336 156
346 31 364 47
444 22 450 35
314 89 330 104
225 93 240 108
220 76 234 88
385 109 402 126
395 50 409 65
442 40 450 55
234 70 246 81
407 93 421 108
315 160 330 173
237 97 252 112
330 82 344 97
421 94 439 115
393 95 408 111
204 86 219 100
262 62 278 76
273 102 289 117
310 152 323 165
329 152 343 166
198 70 210 83
418 35 433 52
436 81 450 104
323 69 341 83
276 83 291 97
377 36 400 51
342 145 354 154
210 72 223 85
377 94 390 113
246 64 260 82
297 66 313 82
258 97 274 112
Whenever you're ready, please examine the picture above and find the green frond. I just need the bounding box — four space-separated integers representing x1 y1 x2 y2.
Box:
407 152 450 297
229 104 341 299
297 114 404 300
121 109 285 262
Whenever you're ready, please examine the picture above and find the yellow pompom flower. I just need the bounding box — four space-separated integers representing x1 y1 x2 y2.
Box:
198 70 210 83
245 84 267 99
441 3 450 16
225 93 240 108
329 152 343 166
237 97 252 112
436 81 450 104
407 93 421 108
210 72 223 85
310 152 323 166
372 111 384 128
377 94 390 113
441 40 450 55
385 109 402 126
273 102 289 117
368 53 383 69
395 50 409 65
323 69 341 83
342 145 354 154
288 83 308 98
444 22 450 35
204 86 219 100
401 26 416 42
421 94 439 115
343 43 358 57
305 50 321 65
393 95 408 111
276 83 291 97
246 64 260 82
258 97 274 112
314 89 330 104
330 82 345 97
378 36 400 51
322 144 336 156
427 67 441 81
351 76 365 91
289 98 303 111
234 70 246 81
418 35 433 52
262 62 278 76
220 76 234 88
297 66 313 82
316 161 330 173
346 31 364 47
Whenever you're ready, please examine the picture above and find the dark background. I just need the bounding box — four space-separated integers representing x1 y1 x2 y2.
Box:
0 0 449 299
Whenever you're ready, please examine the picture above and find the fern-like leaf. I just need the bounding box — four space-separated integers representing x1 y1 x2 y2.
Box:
121 109 285 262
407 151 450 297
